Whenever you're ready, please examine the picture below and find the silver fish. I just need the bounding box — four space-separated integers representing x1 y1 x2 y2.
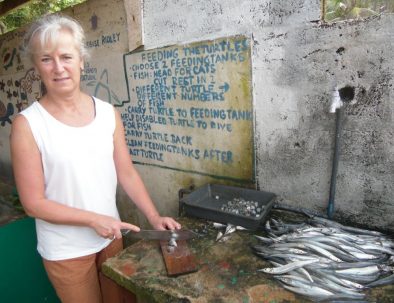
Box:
259 259 319 274
335 265 382 276
253 216 394 302
366 273 394 288
281 284 334 299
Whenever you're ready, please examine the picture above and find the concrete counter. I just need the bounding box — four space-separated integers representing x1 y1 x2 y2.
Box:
102 215 394 303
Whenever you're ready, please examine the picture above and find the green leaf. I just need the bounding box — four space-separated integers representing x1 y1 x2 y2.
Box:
0 0 86 34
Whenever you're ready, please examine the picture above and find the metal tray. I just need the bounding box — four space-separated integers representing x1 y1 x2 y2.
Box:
180 184 276 230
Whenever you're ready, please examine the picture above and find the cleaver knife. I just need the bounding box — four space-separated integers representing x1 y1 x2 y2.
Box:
121 229 197 241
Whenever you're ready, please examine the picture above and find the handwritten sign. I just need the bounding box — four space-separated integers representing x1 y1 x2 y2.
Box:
122 36 254 181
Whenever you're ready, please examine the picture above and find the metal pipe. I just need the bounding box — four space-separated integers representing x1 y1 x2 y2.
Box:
327 106 344 219
272 201 327 218
326 85 354 219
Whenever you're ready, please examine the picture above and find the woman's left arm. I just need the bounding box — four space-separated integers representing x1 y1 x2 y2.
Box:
112 108 181 230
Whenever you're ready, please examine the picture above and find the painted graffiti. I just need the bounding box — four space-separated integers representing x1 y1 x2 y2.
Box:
82 62 122 106
0 101 13 126
0 68 42 126
85 32 121 49
122 36 254 180
2 48 17 70
1 46 24 72
90 14 98 30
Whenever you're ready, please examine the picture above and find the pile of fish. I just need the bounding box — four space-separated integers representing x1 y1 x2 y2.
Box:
252 216 394 302
213 222 246 242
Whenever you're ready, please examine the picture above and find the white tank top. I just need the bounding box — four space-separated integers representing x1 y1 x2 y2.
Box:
21 97 119 260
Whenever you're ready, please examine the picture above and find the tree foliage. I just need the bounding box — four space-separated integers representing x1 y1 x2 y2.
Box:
325 0 394 21
0 0 85 34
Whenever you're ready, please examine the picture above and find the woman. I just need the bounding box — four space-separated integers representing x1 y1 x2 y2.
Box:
10 14 180 303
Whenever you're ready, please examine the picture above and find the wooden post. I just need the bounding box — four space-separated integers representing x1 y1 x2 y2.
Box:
123 0 143 52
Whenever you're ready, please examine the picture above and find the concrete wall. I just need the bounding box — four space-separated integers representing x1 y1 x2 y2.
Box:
0 0 393 232
139 0 394 232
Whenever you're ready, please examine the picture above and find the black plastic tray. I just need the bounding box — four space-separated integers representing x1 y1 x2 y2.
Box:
180 184 276 230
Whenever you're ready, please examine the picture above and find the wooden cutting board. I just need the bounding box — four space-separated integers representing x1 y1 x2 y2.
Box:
160 240 198 276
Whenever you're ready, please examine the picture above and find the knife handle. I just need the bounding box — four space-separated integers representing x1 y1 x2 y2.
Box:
121 229 131 236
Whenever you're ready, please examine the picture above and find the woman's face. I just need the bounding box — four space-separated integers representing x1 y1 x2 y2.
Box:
33 29 83 96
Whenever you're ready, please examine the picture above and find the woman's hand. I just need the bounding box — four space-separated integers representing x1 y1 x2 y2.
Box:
149 215 182 231
91 214 140 239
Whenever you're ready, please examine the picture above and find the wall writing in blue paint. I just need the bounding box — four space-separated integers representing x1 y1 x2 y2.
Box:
122 36 254 180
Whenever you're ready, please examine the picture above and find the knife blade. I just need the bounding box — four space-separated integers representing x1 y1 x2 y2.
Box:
121 229 197 241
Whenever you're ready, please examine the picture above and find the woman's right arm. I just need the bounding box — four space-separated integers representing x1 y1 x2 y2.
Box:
10 114 138 239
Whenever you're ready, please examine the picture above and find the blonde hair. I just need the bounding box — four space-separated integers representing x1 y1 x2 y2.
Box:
23 14 89 63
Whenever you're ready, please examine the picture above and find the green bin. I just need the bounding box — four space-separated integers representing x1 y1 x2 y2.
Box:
0 217 60 303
